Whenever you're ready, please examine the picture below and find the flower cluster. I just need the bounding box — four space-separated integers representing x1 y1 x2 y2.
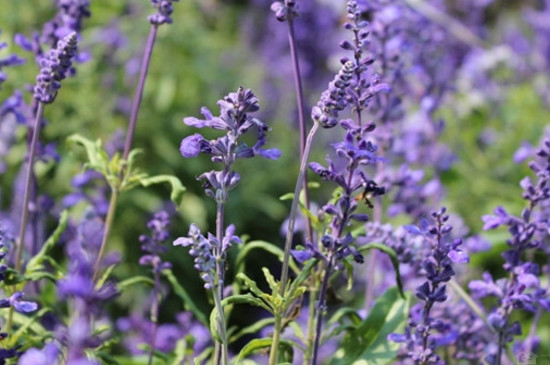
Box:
469 140 550 363
174 223 241 290
139 210 172 273
390 208 468 364
311 61 354 129
148 0 179 26
33 32 78 104
180 87 280 203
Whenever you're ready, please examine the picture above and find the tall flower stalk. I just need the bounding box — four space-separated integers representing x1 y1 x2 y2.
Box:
389 208 468 364
14 32 77 275
175 87 280 365
271 0 313 242
92 0 178 281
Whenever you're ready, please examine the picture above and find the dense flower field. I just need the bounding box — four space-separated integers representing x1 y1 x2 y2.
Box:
1 0 550 364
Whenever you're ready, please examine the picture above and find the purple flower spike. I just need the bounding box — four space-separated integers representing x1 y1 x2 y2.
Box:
33 32 78 104
390 208 468 363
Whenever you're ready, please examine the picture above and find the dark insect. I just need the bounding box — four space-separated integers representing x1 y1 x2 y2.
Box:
356 180 385 208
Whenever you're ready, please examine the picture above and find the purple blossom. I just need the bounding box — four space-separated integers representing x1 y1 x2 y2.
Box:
181 87 280 202
390 208 468 364
139 210 172 273
471 140 550 363
148 0 179 25
34 32 78 104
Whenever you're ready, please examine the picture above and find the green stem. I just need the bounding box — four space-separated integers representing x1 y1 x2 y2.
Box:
304 280 319 364
269 314 283 365
212 288 229 365
92 188 119 282
280 123 319 297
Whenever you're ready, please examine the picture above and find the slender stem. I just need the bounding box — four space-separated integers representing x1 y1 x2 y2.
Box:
7 102 45 333
304 281 319 364
92 188 119 282
212 200 227 365
311 258 333 365
216 201 225 299
280 123 319 297
286 17 313 243
147 268 161 365
122 25 158 161
15 102 45 273
212 288 229 365
268 314 283 365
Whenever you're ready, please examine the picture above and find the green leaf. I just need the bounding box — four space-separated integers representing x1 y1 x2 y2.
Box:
287 258 319 296
209 294 270 343
234 338 301 363
117 276 155 291
262 267 279 293
25 210 69 274
237 273 269 302
330 287 411 365
163 269 208 326
67 134 109 175
8 308 50 346
279 193 294 201
93 352 120 365
170 339 188 365
138 174 186 207
358 243 405 298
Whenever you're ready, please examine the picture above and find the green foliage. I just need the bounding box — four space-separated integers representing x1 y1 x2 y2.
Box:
329 287 411 365
67 134 185 206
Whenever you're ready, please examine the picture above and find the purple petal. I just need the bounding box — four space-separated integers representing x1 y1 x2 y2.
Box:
258 148 281 160
291 249 312 263
173 236 193 247
448 249 469 264
180 134 203 158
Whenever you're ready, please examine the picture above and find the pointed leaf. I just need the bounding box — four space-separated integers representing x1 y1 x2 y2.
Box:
138 174 186 207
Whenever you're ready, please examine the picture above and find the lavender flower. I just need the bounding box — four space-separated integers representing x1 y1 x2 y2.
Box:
389 208 468 364
33 32 78 104
469 140 550 364
180 87 280 202
311 61 354 128
139 210 172 273
148 0 179 25
174 223 241 290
